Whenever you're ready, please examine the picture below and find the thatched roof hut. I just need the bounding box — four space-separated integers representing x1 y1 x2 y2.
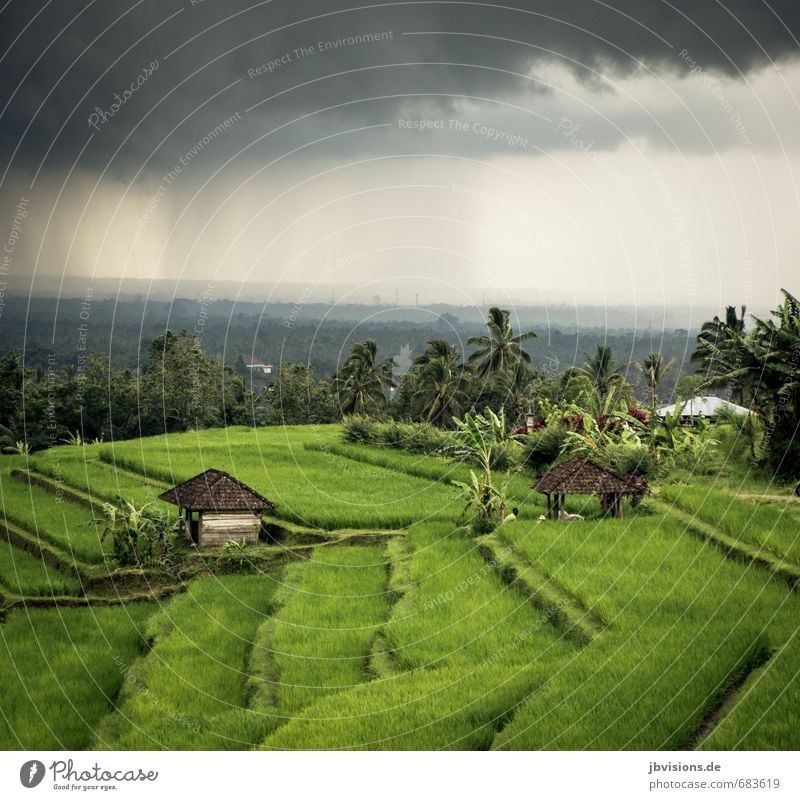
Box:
159 469 275 546
533 456 635 518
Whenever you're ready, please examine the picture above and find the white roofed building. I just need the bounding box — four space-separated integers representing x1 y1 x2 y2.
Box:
656 395 752 421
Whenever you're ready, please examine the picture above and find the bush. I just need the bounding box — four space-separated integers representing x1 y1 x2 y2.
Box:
603 443 654 477
522 427 568 471
342 415 378 444
488 440 520 472
470 515 498 536
343 417 450 454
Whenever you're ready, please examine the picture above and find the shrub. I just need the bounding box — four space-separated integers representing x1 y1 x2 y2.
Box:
603 443 654 477
342 415 378 443
522 427 568 471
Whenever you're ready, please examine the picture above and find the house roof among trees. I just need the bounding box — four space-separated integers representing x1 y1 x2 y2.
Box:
533 456 634 495
656 395 751 418
243 356 271 367
158 469 276 511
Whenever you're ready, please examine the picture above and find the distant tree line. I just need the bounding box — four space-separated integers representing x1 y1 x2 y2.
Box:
2 291 797 480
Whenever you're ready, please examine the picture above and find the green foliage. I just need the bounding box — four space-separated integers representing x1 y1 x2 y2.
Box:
579 344 626 398
0 537 80 596
494 514 800 749
342 416 450 454
694 290 800 476
255 364 338 426
467 307 536 377
0 605 153 749
409 339 472 428
449 410 518 532
94 576 277 750
98 500 179 569
263 664 549 750
221 538 253 573
602 442 654 477
335 339 396 416
342 414 379 443
265 547 390 714
521 426 569 471
5 420 800 752
0 469 112 563
660 482 800 564
637 351 675 408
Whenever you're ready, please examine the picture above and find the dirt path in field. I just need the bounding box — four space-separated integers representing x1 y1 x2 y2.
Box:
734 493 800 503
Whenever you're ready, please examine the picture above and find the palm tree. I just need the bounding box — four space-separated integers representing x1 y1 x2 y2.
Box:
638 352 675 409
412 339 471 428
335 339 396 416
742 290 800 471
579 344 625 399
467 307 536 378
692 305 750 404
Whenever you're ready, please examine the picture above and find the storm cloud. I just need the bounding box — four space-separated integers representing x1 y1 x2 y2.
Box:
2 1 800 177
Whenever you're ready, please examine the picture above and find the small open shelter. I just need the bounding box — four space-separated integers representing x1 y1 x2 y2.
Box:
158 468 276 547
534 456 636 519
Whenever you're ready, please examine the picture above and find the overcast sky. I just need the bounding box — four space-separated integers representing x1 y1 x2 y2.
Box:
1 0 799 313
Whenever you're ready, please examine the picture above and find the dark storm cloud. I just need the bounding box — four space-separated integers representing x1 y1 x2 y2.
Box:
1 0 798 178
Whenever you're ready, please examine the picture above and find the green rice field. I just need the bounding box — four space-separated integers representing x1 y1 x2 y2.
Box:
0 424 798 750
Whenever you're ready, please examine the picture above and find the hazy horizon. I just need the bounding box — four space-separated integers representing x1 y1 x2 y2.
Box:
2 2 798 319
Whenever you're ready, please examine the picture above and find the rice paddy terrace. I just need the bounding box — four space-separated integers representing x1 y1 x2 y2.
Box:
1 425 799 750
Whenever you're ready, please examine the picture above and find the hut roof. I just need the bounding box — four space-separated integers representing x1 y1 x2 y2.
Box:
158 469 276 511
533 456 633 495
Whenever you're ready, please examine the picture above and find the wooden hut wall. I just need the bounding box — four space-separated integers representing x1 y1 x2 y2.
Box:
199 512 261 546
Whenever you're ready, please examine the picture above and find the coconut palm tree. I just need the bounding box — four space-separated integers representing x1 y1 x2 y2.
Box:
692 305 747 387
467 307 536 378
579 344 625 399
412 339 471 428
638 351 676 409
335 339 396 416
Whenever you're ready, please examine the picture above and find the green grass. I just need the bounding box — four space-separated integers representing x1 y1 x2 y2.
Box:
0 604 153 748
263 663 548 750
4 423 800 751
258 546 391 715
492 514 800 749
93 575 279 750
382 522 573 670
1 469 111 563
31 448 168 511
660 483 800 565
0 536 81 596
91 427 461 529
